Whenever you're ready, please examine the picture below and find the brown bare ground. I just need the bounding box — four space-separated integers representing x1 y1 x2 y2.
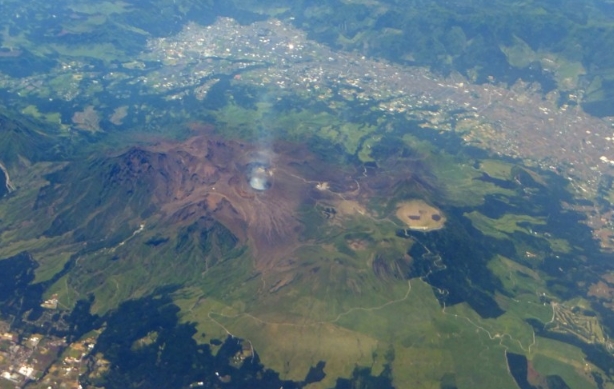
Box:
92 128 431 272
72 105 101 132
112 133 360 272
395 200 445 231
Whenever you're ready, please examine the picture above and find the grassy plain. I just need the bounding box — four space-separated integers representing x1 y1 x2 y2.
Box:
213 102 381 158
488 256 548 298
530 338 596 389
21 105 63 127
478 159 514 180
399 133 518 212
500 35 586 90
465 211 546 239
194 277 525 389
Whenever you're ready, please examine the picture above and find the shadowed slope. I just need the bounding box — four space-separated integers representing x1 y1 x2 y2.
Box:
0 112 61 168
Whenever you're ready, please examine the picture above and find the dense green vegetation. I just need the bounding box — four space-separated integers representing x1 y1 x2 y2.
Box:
0 111 65 167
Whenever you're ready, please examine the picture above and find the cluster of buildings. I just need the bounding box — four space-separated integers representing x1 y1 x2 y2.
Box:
0 327 62 387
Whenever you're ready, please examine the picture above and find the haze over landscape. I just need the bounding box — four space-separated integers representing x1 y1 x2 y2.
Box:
2 1 614 388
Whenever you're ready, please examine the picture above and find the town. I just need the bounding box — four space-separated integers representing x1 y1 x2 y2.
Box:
0 297 96 389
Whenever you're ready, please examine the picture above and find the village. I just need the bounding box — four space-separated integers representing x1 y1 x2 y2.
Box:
0 296 96 389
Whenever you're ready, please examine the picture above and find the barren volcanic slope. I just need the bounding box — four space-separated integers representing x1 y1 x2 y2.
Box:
25 129 440 300
36 133 365 271
2 121 613 388
0 125 439 384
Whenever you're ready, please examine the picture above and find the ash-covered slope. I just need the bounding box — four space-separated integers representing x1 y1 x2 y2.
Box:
30 135 321 268
16 134 343 313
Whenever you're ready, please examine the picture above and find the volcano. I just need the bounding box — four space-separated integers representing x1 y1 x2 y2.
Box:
33 133 364 273
247 164 272 191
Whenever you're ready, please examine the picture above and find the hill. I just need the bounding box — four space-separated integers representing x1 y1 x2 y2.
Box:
0 111 61 168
